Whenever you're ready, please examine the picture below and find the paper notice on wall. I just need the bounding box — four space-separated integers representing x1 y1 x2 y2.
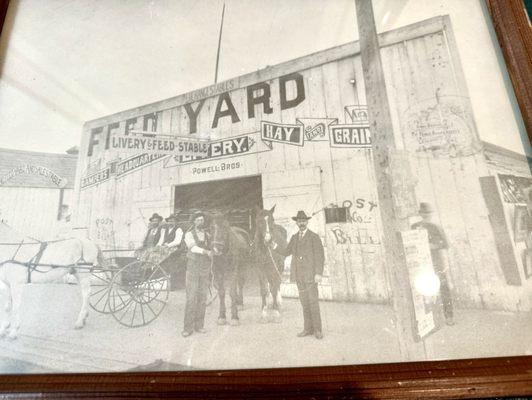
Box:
400 229 438 340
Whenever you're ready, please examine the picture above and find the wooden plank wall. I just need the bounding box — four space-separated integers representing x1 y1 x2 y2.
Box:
0 187 71 240
74 18 529 310
381 29 530 311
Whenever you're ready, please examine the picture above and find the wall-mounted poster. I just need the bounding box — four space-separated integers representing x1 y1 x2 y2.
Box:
514 205 530 243
0 0 531 390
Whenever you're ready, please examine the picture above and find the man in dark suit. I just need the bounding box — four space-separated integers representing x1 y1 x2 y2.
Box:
271 210 325 339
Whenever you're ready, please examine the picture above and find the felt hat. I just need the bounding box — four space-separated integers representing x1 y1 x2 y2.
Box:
292 210 312 221
149 213 163 222
165 211 181 222
190 210 205 222
418 202 435 214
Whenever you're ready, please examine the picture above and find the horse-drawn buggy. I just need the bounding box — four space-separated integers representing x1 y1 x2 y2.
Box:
0 206 287 339
89 249 174 328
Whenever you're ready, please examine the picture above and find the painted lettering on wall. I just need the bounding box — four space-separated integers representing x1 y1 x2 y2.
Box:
95 217 115 247
403 94 480 157
329 126 371 148
296 118 338 142
110 133 209 157
0 164 68 188
325 198 378 224
191 161 242 176
80 167 110 189
330 227 381 246
344 105 369 125
86 72 306 157
115 153 167 178
261 121 303 148
164 132 271 168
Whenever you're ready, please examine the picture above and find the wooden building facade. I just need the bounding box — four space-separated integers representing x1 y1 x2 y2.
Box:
73 16 531 311
0 148 77 240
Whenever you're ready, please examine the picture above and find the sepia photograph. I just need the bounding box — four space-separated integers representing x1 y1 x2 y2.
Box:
0 0 530 376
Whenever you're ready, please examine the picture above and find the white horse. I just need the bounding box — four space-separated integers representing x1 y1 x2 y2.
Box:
0 225 102 339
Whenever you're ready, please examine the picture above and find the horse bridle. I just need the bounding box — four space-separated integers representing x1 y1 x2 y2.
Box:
255 214 283 282
0 237 90 283
211 222 226 256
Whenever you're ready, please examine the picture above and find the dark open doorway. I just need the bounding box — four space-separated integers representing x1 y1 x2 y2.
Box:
173 175 263 232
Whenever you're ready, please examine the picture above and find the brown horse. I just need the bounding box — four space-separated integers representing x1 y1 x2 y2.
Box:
210 213 251 325
253 206 287 323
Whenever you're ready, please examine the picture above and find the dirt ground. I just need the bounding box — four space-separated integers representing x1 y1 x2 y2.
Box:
0 283 530 373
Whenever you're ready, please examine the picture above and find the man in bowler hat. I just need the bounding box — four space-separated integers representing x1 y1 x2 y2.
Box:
271 210 325 339
412 202 455 325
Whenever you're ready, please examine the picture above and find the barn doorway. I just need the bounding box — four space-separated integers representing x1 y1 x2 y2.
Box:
173 175 263 233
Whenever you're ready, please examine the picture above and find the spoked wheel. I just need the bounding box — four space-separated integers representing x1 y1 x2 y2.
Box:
108 261 170 328
89 267 120 314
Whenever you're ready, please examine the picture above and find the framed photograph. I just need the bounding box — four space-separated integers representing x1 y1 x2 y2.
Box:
0 0 531 398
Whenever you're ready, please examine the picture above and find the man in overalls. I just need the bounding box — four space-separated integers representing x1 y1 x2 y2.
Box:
182 211 213 337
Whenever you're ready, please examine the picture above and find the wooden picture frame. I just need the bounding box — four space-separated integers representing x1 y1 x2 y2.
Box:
0 0 530 398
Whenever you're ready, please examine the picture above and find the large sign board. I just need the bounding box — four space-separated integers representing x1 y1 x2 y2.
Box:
110 133 209 157
0 164 68 188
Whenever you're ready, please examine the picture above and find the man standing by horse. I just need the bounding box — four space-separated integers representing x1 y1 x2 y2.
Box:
182 211 213 337
270 210 325 339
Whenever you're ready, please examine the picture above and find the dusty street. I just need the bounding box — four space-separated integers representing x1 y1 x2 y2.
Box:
0 283 530 373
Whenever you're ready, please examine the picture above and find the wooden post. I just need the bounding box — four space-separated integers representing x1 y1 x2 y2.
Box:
355 0 427 359
214 3 226 84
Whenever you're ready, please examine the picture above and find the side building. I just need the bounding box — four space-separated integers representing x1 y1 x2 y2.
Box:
0 147 78 240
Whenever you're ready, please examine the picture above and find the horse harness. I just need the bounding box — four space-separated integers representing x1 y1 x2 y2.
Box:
0 238 92 283
26 242 48 283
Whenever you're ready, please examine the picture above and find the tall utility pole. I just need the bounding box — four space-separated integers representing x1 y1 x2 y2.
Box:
355 0 427 359
214 3 226 84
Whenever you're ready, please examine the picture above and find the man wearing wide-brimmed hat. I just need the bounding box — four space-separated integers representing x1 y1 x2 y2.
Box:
270 210 325 339
142 213 165 248
412 202 454 326
182 210 213 337
162 212 184 249
135 213 165 262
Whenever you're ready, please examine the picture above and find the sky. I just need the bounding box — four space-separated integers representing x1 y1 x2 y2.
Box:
0 0 529 156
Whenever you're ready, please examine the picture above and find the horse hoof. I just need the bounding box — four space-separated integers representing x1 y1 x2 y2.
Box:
230 319 240 326
74 322 84 330
217 318 227 325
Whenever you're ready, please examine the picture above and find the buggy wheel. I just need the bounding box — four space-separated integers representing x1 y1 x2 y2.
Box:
89 268 120 314
108 261 170 328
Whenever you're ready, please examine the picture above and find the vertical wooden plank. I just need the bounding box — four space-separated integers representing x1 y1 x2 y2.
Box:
279 73 302 170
